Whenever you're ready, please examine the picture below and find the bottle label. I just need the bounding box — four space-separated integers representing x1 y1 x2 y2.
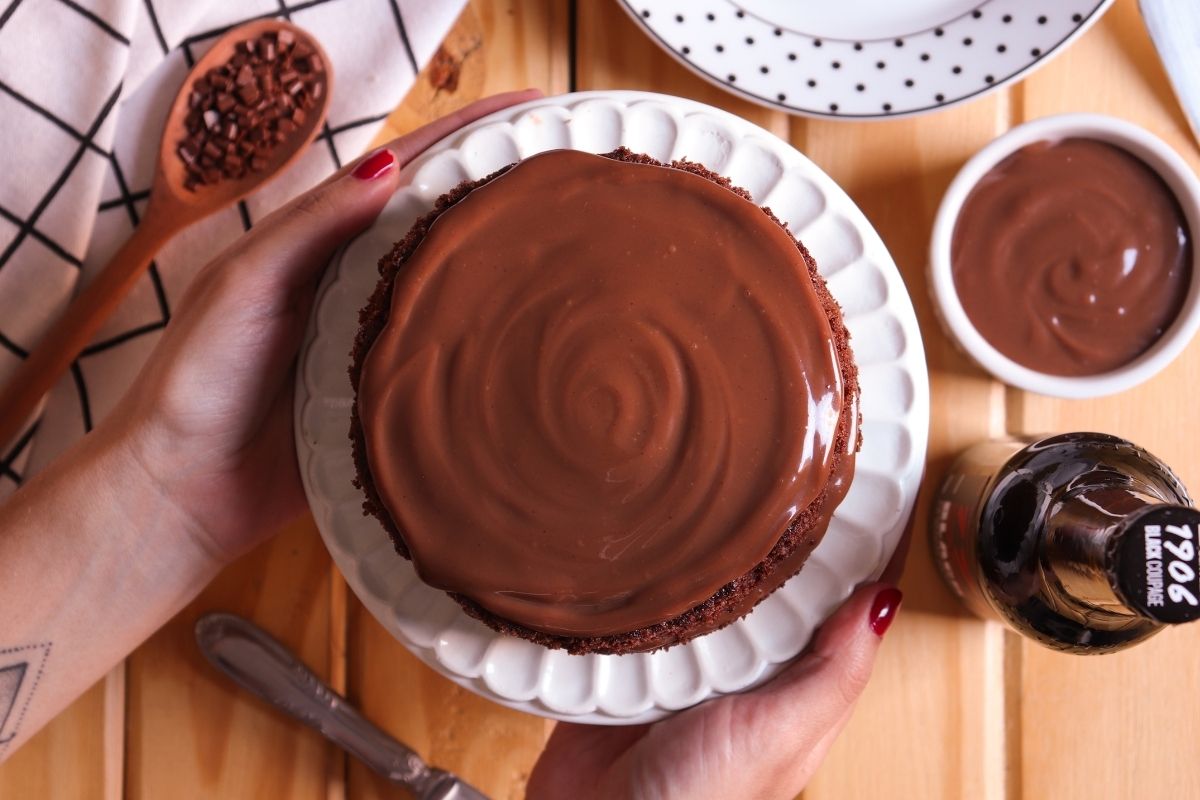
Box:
1113 508 1200 625
931 461 1004 622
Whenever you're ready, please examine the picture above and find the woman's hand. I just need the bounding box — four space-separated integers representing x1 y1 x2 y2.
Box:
528 582 903 800
0 92 540 761
111 89 541 564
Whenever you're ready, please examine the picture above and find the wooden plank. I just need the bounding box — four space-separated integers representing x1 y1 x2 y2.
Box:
0 678 107 799
124 516 334 800
1016 629 1200 800
374 0 571 145
1006 2 1200 798
346 611 551 800
326 568 348 800
346 3 568 799
796 98 1011 800
104 663 125 800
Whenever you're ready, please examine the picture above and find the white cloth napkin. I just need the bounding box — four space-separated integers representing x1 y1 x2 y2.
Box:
0 0 464 498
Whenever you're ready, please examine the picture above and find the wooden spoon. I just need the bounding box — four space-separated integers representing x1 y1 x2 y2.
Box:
0 19 331 452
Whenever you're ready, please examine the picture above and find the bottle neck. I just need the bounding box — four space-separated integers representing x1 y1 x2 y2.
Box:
1045 488 1200 625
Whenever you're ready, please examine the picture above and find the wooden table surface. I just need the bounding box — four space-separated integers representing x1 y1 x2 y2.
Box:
4 0 1200 797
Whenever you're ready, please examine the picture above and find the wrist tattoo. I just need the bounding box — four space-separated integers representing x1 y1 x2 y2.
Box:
0 642 51 754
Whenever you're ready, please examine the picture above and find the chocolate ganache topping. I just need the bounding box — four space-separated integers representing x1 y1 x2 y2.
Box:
952 138 1192 376
357 149 850 638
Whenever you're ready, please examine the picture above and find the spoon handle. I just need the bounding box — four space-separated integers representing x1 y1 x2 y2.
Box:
0 211 177 450
194 613 465 795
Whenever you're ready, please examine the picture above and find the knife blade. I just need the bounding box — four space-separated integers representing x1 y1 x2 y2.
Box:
195 613 490 800
1140 0 1200 148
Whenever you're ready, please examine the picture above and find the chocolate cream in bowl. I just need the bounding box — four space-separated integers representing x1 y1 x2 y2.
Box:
951 138 1192 376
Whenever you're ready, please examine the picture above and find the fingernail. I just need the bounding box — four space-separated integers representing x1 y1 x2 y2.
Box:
869 586 903 637
352 149 396 181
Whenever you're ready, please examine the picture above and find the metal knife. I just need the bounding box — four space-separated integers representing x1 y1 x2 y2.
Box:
195 613 490 800
1140 0 1200 147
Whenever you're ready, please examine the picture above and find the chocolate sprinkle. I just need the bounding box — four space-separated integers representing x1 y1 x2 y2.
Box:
179 29 325 191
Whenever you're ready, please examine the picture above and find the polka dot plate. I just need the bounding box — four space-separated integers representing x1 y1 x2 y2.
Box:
618 1 1114 119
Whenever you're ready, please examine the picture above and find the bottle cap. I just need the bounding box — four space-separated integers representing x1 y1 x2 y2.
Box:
1108 506 1200 625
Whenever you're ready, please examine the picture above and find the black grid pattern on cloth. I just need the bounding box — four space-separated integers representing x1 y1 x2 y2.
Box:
273 0 341 170
184 0 338 45
0 0 129 477
387 0 420 75
1 0 434 492
105 149 172 330
0 202 83 268
0 80 111 158
0 421 37 486
0 81 122 267
0 1 24 31
0 331 26 359
57 0 129 45
141 0 169 55
0 79 121 460
0 61 114 269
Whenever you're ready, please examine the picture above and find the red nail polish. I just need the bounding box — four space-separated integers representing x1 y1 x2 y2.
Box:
869 587 903 637
352 149 396 180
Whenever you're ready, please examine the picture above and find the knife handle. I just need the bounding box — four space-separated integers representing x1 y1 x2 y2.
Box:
194 612 437 789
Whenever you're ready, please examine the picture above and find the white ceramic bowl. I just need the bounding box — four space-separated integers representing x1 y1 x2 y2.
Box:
929 113 1200 398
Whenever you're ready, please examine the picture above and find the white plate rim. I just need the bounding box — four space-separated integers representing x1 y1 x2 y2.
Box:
295 90 931 724
616 0 1115 120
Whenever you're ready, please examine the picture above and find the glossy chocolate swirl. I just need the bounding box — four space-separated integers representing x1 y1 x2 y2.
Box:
952 138 1192 376
358 150 847 637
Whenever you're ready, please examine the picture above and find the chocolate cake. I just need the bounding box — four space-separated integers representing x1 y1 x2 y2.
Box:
350 147 860 655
